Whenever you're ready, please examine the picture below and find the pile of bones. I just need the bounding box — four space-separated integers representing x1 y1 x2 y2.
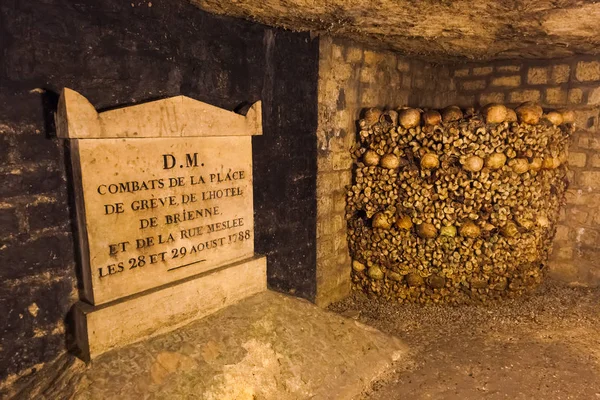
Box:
347 103 574 303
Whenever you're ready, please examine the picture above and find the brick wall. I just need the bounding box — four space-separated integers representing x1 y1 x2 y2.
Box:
451 58 600 285
0 0 318 385
315 37 457 306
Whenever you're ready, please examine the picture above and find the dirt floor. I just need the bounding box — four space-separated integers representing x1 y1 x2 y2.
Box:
329 281 600 400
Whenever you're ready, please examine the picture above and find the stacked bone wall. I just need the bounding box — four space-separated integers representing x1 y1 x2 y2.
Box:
451 58 600 286
316 37 457 306
348 106 572 303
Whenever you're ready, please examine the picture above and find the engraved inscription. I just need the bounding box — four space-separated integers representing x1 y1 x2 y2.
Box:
76 136 254 304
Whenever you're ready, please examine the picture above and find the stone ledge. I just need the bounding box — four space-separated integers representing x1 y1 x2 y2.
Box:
77 290 405 399
10 290 407 399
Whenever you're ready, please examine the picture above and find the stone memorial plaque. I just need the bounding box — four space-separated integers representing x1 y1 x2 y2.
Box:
73 136 253 304
58 88 263 306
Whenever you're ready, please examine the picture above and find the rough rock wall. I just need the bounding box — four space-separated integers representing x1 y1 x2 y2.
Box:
451 59 600 285
194 0 600 61
316 37 456 306
0 0 318 386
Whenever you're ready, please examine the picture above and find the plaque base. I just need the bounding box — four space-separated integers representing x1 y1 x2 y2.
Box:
73 256 267 360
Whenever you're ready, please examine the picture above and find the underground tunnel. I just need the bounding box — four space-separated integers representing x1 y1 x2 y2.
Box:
1 0 600 398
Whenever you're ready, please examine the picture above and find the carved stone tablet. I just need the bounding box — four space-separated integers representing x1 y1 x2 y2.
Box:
58 89 262 305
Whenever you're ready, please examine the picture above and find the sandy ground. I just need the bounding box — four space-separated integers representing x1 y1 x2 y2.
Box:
329 281 600 400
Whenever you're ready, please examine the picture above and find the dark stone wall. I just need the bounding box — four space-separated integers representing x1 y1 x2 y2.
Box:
0 0 318 382
254 31 319 300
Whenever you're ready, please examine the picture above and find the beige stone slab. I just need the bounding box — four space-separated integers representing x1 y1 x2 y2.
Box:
56 88 262 138
72 135 254 305
74 255 267 360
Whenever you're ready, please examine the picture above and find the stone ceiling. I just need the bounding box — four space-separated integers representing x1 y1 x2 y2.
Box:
193 0 600 62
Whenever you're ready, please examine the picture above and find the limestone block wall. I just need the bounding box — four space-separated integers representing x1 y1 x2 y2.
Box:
316 37 457 306
451 58 600 285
